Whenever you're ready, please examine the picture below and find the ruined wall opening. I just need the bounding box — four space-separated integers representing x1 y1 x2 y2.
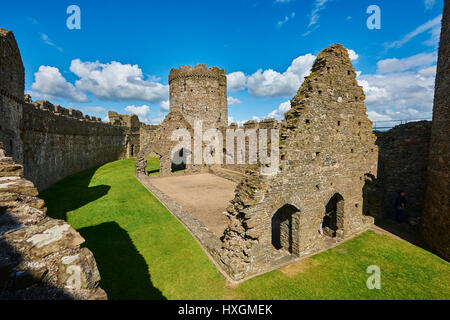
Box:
363 173 377 217
171 148 188 172
322 193 344 238
271 204 299 254
130 144 134 157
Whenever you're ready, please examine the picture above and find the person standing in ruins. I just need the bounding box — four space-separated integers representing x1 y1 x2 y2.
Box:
394 191 406 223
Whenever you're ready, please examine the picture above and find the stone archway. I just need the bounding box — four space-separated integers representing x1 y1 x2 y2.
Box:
271 204 300 254
322 193 344 238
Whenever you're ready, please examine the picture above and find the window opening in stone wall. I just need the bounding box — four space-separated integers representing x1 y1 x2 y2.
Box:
271 204 299 254
322 193 344 238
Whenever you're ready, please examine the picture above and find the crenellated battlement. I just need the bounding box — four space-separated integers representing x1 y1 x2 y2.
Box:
169 64 226 85
29 98 103 122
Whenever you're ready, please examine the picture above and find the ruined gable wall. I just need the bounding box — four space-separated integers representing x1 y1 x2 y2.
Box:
215 44 378 280
0 29 24 164
422 1 450 261
21 101 127 191
169 64 228 129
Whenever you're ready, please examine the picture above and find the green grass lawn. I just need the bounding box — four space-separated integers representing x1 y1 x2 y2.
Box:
39 158 450 300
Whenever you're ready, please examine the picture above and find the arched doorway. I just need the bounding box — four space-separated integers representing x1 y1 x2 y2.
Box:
322 193 344 238
271 204 300 254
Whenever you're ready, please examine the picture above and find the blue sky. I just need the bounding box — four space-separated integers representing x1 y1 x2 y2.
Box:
0 0 443 124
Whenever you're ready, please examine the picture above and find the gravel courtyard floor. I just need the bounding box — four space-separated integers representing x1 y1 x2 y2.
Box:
149 173 236 236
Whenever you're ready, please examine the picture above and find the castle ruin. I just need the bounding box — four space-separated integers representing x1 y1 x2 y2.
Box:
137 45 380 280
0 2 449 295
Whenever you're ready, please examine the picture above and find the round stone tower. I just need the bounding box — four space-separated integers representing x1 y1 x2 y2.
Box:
169 64 228 129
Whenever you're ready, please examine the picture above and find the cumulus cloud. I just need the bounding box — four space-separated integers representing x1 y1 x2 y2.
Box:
31 66 89 102
267 101 291 120
160 100 170 111
80 106 107 116
227 71 247 92
227 96 242 106
247 53 316 97
358 53 436 121
367 111 393 122
385 15 442 50
377 52 437 73
70 59 169 103
125 104 151 123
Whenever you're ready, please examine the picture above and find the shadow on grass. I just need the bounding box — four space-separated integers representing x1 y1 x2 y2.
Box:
40 166 110 221
78 222 166 300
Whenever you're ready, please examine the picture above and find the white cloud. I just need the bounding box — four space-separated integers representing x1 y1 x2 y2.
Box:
227 116 245 126
247 53 316 97
277 12 295 28
303 0 329 36
40 33 62 52
80 106 107 115
160 100 170 111
125 104 151 121
31 66 88 102
347 49 359 61
424 0 436 10
267 100 291 120
358 56 436 121
367 111 393 122
377 52 437 73
70 59 169 103
227 97 242 106
148 113 166 125
385 15 442 50
227 71 247 92
275 0 293 3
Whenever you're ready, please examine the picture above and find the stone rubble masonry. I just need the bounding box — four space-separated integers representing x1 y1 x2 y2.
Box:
422 0 450 261
139 44 380 281
375 121 432 220
212 44 379 280
0 28 139 191
0 142 107 300
0 28 24 165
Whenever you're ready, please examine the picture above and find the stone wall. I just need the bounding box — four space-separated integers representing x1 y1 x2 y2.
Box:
214 44 378 280
0 142 106 299
422 1 450 261
375 121 432 219
20 101 128 191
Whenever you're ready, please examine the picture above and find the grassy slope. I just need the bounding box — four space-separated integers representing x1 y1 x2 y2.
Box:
40 158 450 300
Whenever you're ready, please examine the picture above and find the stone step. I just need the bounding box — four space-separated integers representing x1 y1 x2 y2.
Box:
0 163 24 177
